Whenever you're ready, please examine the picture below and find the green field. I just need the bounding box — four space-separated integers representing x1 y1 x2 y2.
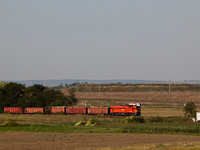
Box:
0 112 200 135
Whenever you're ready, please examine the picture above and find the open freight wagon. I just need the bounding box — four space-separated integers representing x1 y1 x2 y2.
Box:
66 107 87 114
4 107 23 114
87 107 109 115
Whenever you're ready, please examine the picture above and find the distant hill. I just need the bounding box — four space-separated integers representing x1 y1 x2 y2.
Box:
1 79 166 86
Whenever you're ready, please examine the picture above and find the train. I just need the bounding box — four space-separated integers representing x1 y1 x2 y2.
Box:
3 103 141 116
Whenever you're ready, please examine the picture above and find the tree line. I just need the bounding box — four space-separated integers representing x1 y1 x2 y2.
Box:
0 83 77 113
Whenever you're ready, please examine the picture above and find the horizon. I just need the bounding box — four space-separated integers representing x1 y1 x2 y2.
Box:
2 78 200 87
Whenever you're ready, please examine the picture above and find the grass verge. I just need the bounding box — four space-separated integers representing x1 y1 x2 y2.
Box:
95 143 200 150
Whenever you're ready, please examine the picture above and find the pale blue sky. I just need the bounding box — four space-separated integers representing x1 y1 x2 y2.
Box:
1 0 200 81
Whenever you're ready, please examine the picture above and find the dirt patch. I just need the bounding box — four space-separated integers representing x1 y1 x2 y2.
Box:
1 132 200 150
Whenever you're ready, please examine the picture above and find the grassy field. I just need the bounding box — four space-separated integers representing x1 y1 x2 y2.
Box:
0 112 200 135
142 104 184 116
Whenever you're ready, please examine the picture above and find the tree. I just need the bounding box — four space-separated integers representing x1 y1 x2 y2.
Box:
0 83 25 112
21 84 46 107
0 82 8 88
183 102 197 117
0 83 78 113
65 88 78 106
41 88 78 112
22 84 78 113
0 82 25 106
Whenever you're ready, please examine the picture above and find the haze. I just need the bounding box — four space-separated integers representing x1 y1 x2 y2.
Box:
1 0 200 81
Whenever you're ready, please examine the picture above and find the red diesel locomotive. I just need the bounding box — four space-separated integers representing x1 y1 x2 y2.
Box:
110 103 141 116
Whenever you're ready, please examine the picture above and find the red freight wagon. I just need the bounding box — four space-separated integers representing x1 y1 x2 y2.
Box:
87 107 109 115
66 107 86 114
4 107 23 114
24 107 44 114
51 107 66 114
110 104 141 116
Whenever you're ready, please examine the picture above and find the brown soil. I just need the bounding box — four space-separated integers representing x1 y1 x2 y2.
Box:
1 132 200 150
73 92 200 105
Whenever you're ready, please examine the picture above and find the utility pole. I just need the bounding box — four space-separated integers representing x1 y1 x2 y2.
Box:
99 82 101 93
76 80 78 92
169 79 171 93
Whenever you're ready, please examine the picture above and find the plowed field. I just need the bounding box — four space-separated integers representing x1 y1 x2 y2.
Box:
72 92 200 105
1 132 200 150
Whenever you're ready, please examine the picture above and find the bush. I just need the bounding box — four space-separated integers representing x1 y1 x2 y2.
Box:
85 119 96 127
183 102 197 117
125 116 145 123
163 116 190 123
75 121 85 126
0 119 20 127
148 116 163 123
75 119 96 127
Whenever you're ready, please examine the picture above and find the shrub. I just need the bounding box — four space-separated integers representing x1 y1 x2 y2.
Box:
163 116 190 123
0 119 20 127
183 102 197 117
148 116 163 123
85 119 96 127
75 119 96 127
125 116 145 123
75 121 85 126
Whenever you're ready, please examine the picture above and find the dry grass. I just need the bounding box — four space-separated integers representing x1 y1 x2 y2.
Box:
95 143 200 150
141 105 184 117
0 114 95 125
64 91 200 106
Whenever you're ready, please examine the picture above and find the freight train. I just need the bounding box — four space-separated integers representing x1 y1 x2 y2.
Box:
3 103 141 116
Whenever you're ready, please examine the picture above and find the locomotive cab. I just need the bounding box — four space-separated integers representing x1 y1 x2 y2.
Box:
129 103 141 116
134 106 141 116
